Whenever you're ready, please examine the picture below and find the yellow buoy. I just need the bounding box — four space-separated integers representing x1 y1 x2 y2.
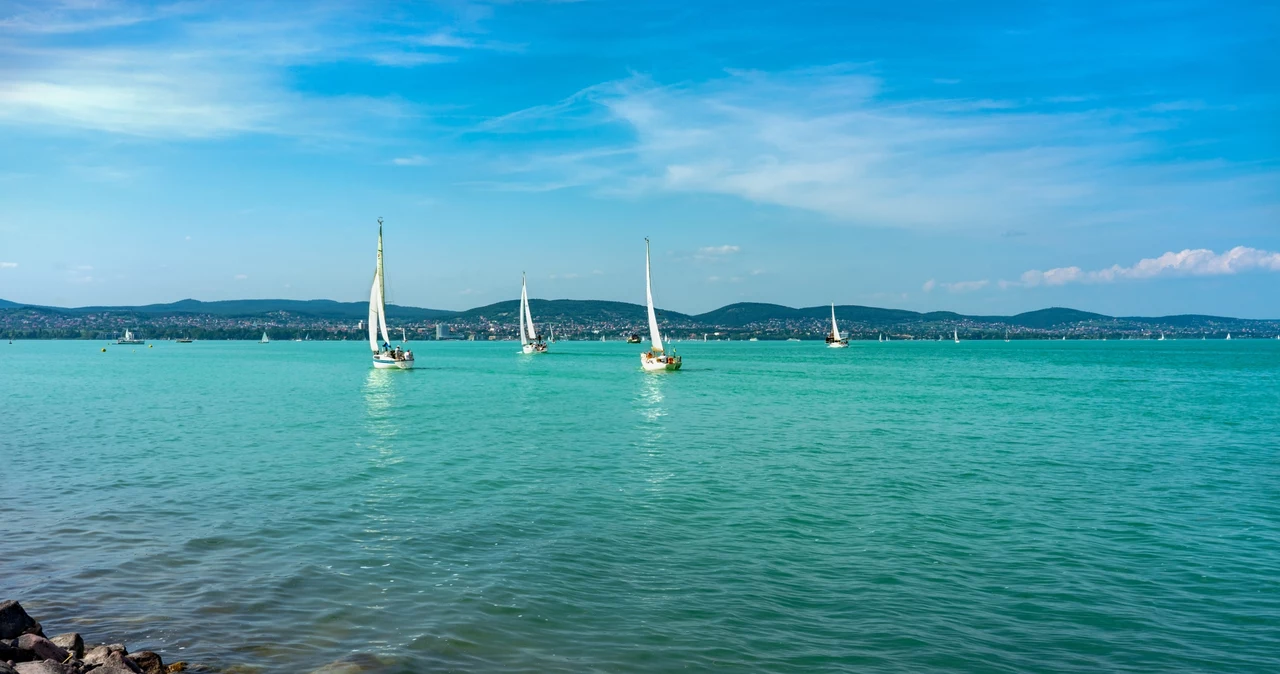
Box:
101 348 106 352
149 344 153 348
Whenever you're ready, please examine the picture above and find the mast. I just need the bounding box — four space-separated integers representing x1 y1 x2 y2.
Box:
645 238 664 353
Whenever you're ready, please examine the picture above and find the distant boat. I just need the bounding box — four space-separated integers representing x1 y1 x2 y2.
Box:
878 333 883 342
519 273 547 355
640 237 682 371
1226 333 1232 341
176 337 193 344
1004 330 1010 343
1158 332 1166 341
749 337 759 342
368 218 413 369
825 303 848 348
117 330 144 345
953 328 960 344
626 333 642 344
787 338 800 342
260 331 270 344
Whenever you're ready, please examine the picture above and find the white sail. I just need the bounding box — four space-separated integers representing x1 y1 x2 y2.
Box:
645 238 664 353
830 303 841 341
375 223 390 347
519 275 530 346
368 275 379 352
523 276 538 341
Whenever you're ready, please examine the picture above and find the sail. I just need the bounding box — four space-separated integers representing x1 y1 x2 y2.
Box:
368 270 380 352
645 238 664 352
830 303 841 341
375 224 390 346
523 276 538 341
519 276 529 346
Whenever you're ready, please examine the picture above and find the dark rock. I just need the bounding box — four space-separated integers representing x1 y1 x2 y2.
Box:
0 661 15 673
127 651 163 674
47 635 82 660
0 602 37 640
15 637 64 664
13 661 70 674
164 662 187 673
0 637 32 662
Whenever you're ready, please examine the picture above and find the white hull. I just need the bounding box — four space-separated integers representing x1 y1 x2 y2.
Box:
373 355 414 369
641 352 681 371
521 343 547 354
826 340 848 348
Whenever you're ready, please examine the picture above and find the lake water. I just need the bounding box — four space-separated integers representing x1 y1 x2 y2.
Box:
2 339 1278 673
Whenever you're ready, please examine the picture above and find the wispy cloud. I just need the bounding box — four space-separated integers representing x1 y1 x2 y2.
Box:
1019 246 1280 287
234 274 248 280
698 245 740 256
392 154 431 166
944 279 990 293
471 67 1279 234
0 262 17 269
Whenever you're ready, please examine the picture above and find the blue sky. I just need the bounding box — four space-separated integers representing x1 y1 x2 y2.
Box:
1 0 1277 316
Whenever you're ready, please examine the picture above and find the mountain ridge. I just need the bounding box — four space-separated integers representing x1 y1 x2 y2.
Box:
0 298 1270 327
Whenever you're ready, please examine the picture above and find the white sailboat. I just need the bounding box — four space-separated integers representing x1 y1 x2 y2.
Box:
640 238 681 371
117 329 144 345
825 303 848 348
1158 332 1166 341
953 328 960 344
1004 330 1010 343
1226 333 1232 341
519 273 547 354
259 331 269 344
368 218 414 369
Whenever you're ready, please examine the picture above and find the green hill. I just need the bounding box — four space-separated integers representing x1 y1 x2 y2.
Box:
453 299 692 324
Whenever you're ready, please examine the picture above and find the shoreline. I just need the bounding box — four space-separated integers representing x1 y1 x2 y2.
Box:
1 600 186 674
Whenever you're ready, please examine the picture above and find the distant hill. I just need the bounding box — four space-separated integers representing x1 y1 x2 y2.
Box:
0 298 1271 329
453 299 692 324
1 298 454 321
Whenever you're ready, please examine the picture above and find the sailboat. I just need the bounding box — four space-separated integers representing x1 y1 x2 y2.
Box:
1004 330 1010 343
1226 333 1232 341
640 238 682 371
259 331 270 344
117 330 144 345
1158 332 1166 341
519 273 547 354
878 333 883 342
369 218 414 369
953 328 960 344
825 303 848 348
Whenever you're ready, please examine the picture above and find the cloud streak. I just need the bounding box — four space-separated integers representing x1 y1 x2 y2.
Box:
1020 246 1280 287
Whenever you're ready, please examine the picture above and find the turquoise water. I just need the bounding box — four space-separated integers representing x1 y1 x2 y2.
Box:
2 340 1278 673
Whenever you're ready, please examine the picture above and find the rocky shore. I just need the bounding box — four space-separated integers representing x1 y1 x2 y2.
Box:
1 601 188 674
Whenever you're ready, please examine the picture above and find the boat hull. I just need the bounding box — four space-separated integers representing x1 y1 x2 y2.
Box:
372 356 414 370
641 353 681 371
521 343 548 354
826 340 848 348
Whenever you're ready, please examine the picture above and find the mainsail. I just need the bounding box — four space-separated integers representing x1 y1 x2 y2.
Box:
523 276 537 341
830 303 841 341
519 274 530 347
369 219 391 352
645 238 664 353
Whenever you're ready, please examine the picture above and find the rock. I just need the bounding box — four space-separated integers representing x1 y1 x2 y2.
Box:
164 662 187 673
48 634 82 660
13 662 70 674
0 602 38 640
83 644 129 667
0 661 17 674
15 636 65 664
0 636 32 662
127 651 164 674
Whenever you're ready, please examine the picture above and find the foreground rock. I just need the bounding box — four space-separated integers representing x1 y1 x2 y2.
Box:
0 601 191 674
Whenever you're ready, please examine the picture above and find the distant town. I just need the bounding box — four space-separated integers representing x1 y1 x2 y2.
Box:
3 298 1277 341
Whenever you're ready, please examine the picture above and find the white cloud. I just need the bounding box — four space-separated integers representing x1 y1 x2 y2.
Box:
392 154 431 166
943 279 989 293
697 245 740 255
234 274 248 280
1019 246 1280 287
0 262 17 269
922 279 936 292
416 31 474 49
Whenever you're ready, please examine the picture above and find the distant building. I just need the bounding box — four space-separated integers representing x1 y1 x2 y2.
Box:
357 320 365 331
436 323 451 340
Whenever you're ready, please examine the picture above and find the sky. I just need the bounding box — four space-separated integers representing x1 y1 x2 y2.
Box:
0 0 1277 317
